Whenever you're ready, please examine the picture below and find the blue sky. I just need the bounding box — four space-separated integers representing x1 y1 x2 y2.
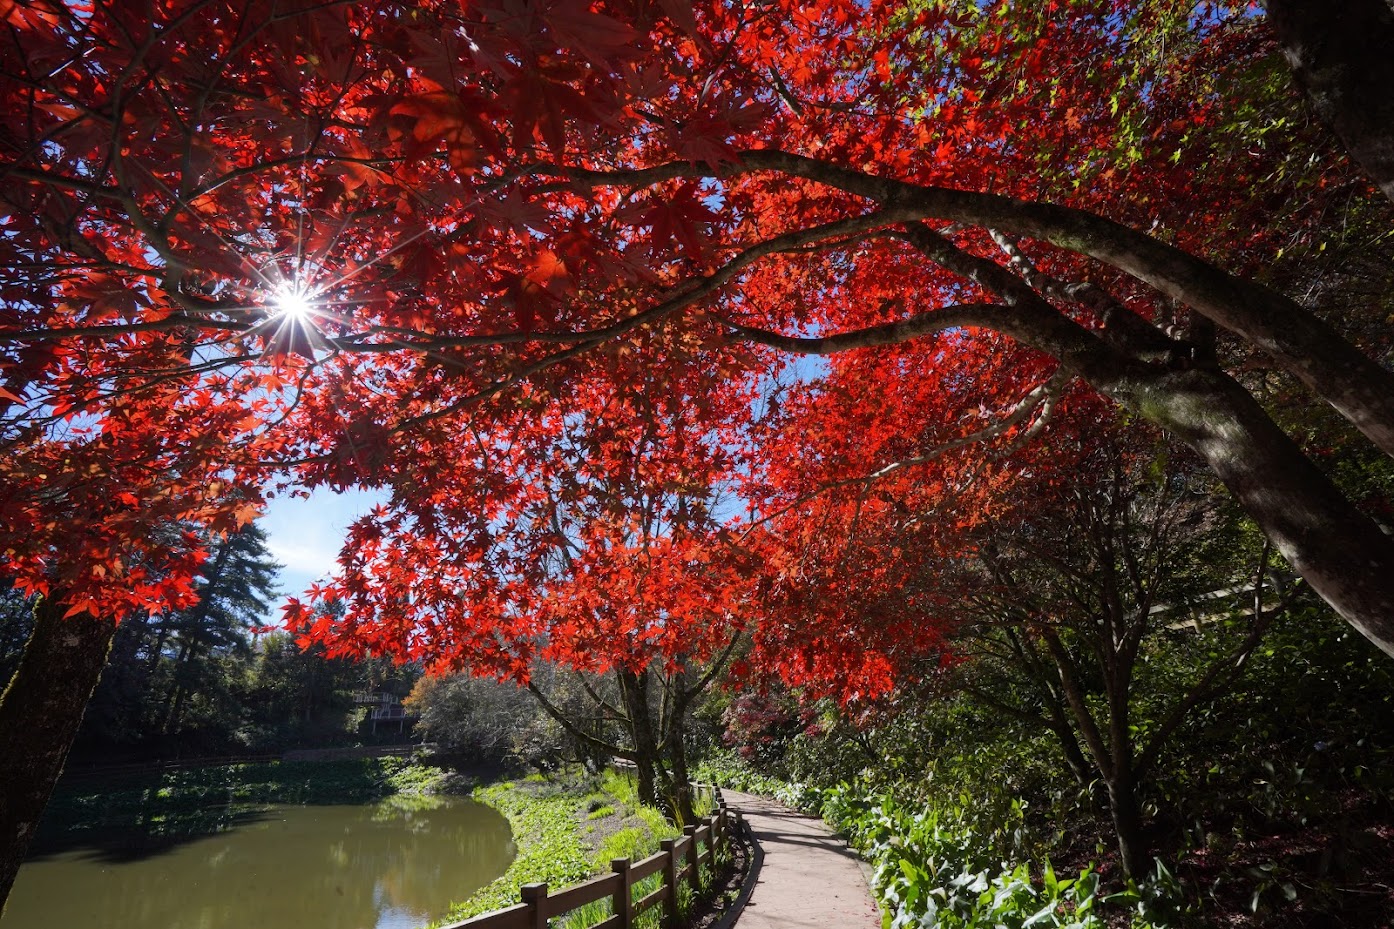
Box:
259 486 384 619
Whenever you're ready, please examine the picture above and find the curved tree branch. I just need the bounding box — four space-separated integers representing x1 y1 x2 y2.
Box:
551 150 1394 457
525 681 632 760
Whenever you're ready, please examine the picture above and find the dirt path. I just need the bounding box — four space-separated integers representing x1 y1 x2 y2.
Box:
724 790 881 929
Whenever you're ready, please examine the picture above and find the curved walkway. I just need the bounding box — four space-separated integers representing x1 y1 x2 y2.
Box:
724 790 881 929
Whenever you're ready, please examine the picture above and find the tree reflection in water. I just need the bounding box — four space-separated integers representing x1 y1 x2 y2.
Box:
1 797 515 929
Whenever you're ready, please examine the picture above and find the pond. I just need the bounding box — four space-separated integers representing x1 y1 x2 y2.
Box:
0 795 515 929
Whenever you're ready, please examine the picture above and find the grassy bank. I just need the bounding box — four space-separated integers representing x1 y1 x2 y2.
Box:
43 757 696 929
443 768 682 927
38 756 445 847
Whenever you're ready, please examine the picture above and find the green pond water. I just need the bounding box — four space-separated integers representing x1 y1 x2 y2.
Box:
0 796 515 929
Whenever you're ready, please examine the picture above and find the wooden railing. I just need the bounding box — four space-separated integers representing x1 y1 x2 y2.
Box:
446 788 737 929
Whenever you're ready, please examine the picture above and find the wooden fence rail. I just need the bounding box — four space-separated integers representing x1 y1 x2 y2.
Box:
447 788 736 929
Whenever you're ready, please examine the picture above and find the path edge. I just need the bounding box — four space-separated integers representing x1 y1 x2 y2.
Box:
707 811 765 929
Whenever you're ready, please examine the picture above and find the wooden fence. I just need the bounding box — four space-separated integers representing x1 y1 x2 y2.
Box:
446 788 737 929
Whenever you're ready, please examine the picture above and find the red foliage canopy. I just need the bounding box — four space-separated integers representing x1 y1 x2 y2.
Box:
4 0 1391 676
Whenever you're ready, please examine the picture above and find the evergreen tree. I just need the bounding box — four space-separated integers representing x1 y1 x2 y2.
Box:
76 523 281 756
157 523 280 738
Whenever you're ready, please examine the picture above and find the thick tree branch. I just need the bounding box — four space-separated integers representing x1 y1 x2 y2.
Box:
576 673 625 722
3 167 126 199
526 681 631 759
555 151 1394 456
1037 625 1116 781
987 229 1182 362
724 302 1008 353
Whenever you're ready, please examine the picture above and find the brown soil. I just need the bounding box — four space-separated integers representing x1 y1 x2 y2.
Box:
688 819 755 929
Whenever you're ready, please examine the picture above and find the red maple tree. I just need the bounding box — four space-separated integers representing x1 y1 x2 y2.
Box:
3 0 1393 904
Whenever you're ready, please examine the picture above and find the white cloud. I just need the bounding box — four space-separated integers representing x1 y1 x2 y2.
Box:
259 486 386 618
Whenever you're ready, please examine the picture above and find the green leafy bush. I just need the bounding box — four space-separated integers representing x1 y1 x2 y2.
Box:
694 752 788 797
700 755 1176 929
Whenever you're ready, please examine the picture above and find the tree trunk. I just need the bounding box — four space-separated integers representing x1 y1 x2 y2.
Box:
632 758 658 810
1038 627 1151 879
1266 0 1394 205
1102 637 1150 880
619 669 673 813
1045 705 1096 789
161 637 196 736
144 621 170 676
664 714 698 825
1106 772 1151 881
0 598 117 912
160 537 233 736
1022 647 1097 787
1117 366 1394 656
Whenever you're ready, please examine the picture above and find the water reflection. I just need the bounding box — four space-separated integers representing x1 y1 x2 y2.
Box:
1 797 515 929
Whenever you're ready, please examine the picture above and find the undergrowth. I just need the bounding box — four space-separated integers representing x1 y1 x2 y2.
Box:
696 754 1177 929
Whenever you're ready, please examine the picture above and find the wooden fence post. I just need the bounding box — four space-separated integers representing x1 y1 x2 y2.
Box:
660 838 680 929
611 857 633 929
521 882 548 929
441 792 741 929
683 824 700 892
704 815 715 875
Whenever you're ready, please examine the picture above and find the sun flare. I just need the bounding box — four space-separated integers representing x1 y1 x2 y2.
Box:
272 283 316 321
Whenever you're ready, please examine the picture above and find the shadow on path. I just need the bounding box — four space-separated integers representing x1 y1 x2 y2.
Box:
724 790 881 929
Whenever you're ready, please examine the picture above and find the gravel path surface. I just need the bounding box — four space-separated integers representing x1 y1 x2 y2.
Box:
724 790 881 929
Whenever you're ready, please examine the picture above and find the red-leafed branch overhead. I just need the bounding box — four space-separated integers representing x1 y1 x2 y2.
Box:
5 0 1394 905
2 0 1394 845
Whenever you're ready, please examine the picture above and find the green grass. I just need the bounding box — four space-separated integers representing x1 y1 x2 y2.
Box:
564 775 681 929
600 768 639 806
442 769 682 929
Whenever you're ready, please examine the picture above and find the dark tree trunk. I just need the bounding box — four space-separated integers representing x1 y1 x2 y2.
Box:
620 669 675 814
0 598 117 912
1046 708 1096 789
1103 652 1150 880
1114 366 1394 657
161 537 233 736
632 757 658 810
1016 634 1097 788
1266 0 1394 205
1038 628 1154 880
161 637 196 735
1106 771 1150 881
144 621 170 676
664 713 697 825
